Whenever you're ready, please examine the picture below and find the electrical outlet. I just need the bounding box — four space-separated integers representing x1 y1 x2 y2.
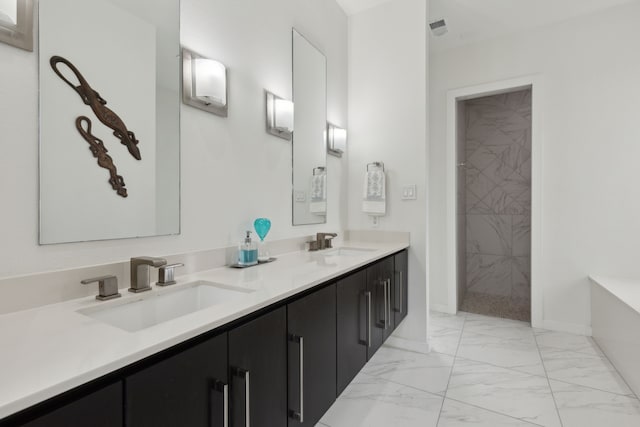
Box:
401 185 417 200
295 191 306 202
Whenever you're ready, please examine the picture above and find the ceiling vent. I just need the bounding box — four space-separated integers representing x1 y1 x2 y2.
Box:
429 19 448 36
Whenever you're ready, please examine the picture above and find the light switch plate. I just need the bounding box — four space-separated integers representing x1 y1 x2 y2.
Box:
295 191 306 202
402 185 417 200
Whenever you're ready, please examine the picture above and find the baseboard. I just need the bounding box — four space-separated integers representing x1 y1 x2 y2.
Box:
385 335 430 354
541 319 592 336
430 303 456 315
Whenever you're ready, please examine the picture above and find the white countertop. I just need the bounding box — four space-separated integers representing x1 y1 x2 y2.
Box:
0 241 407 419
590 275 640 314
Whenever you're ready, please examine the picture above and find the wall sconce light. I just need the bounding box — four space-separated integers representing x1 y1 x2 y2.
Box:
327 123 347 157
182 47 228 117
0 0 34 51
265 90 294 140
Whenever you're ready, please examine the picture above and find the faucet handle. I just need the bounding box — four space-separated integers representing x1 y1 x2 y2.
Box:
156 263 184 287
81 275 121 301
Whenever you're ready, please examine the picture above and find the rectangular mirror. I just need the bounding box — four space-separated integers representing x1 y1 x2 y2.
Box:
0 0 33 51
292 29 327 226
38 0 180 244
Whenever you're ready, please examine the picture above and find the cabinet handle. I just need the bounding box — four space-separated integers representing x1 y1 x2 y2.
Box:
210 380 228 427
398 271 403 313
365 291 372 347
223 382 229 427
233 368 250 427
387 279 392 327
289 335 304 422
382 279 389 330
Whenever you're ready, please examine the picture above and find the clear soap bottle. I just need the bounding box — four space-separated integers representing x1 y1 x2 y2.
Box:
238 231 258 266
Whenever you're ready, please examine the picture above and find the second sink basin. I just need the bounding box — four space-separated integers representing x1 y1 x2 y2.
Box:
323 247 376 256
78 281 254 332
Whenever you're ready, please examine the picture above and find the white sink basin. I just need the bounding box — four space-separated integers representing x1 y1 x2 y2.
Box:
323 247 376 256
78 281 254 332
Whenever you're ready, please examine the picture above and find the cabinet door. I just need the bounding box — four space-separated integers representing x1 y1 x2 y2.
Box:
379 256 396 341
336 269 368 395
20 381 122 427
394 250 409 326
125 332 228 427
229 307 287 427
366 261 385 358
287 284 336 426
367 256 397 356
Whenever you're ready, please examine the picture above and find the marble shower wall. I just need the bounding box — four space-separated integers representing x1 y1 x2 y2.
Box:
464 89 532 308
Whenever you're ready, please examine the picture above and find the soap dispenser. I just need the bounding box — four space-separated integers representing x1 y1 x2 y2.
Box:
238 231 258 266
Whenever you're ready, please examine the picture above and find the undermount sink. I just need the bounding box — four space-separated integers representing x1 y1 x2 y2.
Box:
322 247 376 256
78 281 254 332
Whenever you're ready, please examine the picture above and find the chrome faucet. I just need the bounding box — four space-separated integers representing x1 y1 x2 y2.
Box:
308 232 338 251
129 256 167 293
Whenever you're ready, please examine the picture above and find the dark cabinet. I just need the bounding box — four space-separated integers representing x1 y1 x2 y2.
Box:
229 306 287 427
20 381 122 427
336 269 368 395
287 284 336 426
125 332 228 427
4 250 409 427
394 250 408 326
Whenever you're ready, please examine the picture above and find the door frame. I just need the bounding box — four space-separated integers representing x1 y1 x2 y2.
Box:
445 75 543 328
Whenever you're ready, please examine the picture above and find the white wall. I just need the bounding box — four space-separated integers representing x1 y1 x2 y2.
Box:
0 0 347 278
347 0 428 343
429 2 640 332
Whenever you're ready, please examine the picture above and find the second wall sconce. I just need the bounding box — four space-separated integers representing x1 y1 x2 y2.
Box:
182 47 228 117
327 123 347 157
0 0 34 51
265 90 294 140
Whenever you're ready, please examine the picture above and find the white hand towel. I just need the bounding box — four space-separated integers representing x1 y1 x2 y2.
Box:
310 172 327 215
311 173 326 202
362 170 386 216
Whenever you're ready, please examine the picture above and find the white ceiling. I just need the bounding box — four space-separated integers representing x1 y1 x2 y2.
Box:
337 0 637 51
430 0 638 52
335 0 395 16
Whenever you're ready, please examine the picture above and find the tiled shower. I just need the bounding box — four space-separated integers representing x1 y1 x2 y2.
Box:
457 89 532 321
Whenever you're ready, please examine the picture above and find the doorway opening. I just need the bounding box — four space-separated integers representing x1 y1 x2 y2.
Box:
456 88 532 322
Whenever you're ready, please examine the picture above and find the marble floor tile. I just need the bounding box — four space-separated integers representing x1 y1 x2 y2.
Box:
533 329 602 356
430 311 466 330
446 358 561 427
429 326 463 356
325 309 640 427
319 372 443 427
462 313 534 342
362 346 455 395
457 331 545 376
550 380 640 427
539 346 633 395
438 399 542 427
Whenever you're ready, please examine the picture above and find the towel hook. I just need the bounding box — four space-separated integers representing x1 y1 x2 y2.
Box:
366 162 385 172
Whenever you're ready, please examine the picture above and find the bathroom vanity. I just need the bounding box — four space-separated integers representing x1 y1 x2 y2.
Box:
0 243 408 426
